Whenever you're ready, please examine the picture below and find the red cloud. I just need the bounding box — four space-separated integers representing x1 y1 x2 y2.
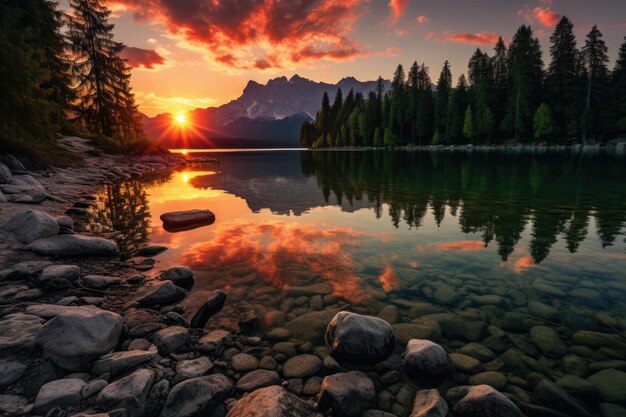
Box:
108 0 364 70
446 32 501 45
120 46 166 69
416 15 429 24
533 7 561 27
389 0 409 21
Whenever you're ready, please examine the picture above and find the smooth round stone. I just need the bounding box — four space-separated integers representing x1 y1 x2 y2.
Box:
231 353 259 373
282 354 323 379
152 326 190 355
530 326 567 358
32 378 86 414
403 339 453 376
410 389 448 417
533 379 592 417
325 312 396 362
226 385 316 417
587 369 626 402
392 322 441 346
468 372 507 390
458 343 496 362
447 385 522 417
259 356 277 370
235 369 281 392
449 353 483 374
318 371 376 417
556 375 600 397
266 328 291 341
176 357 214 379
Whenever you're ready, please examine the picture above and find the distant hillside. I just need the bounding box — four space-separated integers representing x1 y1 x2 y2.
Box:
142 75 390 148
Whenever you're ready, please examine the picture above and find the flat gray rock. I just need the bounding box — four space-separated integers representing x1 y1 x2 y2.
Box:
197 330 234 353
0 358 27 387
92 350 157 376
1 175 46 203
37 264 80 289
27 234 119 257
97 369 155 417
36 306 123 371
159 374 233 417
235 369 280 392
2 210 59 244
153 326 190 355
176 357 214 379
82 274 122 289
282 354 322 379
135 281 187 307
32 378 86 414
0 313 43 354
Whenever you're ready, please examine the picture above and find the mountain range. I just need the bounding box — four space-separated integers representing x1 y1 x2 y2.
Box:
142 75 390 148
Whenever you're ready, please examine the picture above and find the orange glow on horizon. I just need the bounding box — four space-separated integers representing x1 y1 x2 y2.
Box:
417 240 486 252
175 114 186 124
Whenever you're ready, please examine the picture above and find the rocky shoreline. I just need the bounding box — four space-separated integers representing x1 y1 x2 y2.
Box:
1 138 625 417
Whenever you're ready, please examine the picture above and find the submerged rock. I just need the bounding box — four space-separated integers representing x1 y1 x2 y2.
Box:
226 385 316 417
160 209 215 232
447 385 522 417
403 339 453 377
160 374 233 417
325 311 396 362
410 389 449 417
282 354 322 378
27 234 119 257
36 305 123 371
136 281 187 307
1 210 59 244
160 266 194 287
318 371 375 417
235 369 281 392
190 290 227 328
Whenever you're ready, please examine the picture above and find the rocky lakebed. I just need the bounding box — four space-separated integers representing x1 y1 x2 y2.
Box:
1 138 626 417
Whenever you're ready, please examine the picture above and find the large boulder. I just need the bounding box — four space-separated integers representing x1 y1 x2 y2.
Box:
136 280 187 307
226 385 316 417
190 290 227 328
318 371 376 417
447 385 522 417
32 378 86 414
0 313 43 354
27 234 119 257
325 311 395 362
403 339 453 377
36 306 123 371
160 210 215 232
97 369 155 417
1 210 59 244
159 374 233 417
0 175 46 203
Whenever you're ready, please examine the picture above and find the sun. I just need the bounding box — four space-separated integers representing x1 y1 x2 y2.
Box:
175 114 186 125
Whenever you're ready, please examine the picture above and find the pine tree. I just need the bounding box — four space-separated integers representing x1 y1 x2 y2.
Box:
533 103 554 142
610 37 626 136
416 64 433 146
545 16 582 140
68 0 143 141
580 25 609 142
316 92 331 146
502 25 544 141
376 76 386 99
329 88 343 141
463 105 475 143
434 61 452 139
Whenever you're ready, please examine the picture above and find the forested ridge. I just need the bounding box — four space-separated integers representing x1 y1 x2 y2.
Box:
0 0 147 162
301 18 626 148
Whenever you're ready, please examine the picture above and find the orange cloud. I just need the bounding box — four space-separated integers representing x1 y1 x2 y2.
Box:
417 240 485 252
532 7 561 27
121 46 166 69
416 15 429 24
109 0 366 70
513 255 535 273
446 32 501 45
389 0 409 21
181 220 374 303
379 264 398 293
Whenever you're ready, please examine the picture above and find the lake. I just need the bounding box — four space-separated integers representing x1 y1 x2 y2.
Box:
86 148 626 414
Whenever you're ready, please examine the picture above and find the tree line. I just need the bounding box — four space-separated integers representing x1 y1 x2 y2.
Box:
0 0 144 156
301 18 626 148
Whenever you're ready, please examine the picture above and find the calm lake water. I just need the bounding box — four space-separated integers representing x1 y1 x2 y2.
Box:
87 149 626 413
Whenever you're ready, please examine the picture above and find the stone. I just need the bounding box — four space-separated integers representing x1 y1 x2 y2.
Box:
403 339 453 376
458 343 496 362
235 369 280 392
92 350 156 376
0 358 27 387
447 385 522 417
379 305 401 324
160 210 215 232
528 301 558 320
27 234 119 257
32 378 86 414
534 379 592 417
319 371 375 417
0 154 25 171
1 175 46 203
198 330 234 353
409 389 448 417
56 216 74 230
530 326 567 358
231 353 259 373
136 281 187 307
82 379 108 398
303 376 323 396
450 353 483 374
265 327 291 340
0 162 11 183
260 356 277 370
282 354 322 378
160 374 233 417
283 283 333 297
239 310 259 332
153 326 190 355
82 274 122 289
226 385 316 417
36 306 123 371
556 375 600 397
176 357 214 379
137 245 168 256
587 369 626 402
468 372 507 390
284 309 339 344
190 290 227 328
0 395 28 415
2 210 59 244
325 311 396 362
439 315 485 342
160 266 194 287
37 264 80 289
97 369 155 417
392 322 441 346
0 313 43 354
599 403 626 417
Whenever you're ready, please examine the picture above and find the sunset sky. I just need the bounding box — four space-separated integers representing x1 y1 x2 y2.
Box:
63 1 626 117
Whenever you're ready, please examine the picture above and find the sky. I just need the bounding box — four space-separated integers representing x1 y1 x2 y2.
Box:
62 1 626 117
